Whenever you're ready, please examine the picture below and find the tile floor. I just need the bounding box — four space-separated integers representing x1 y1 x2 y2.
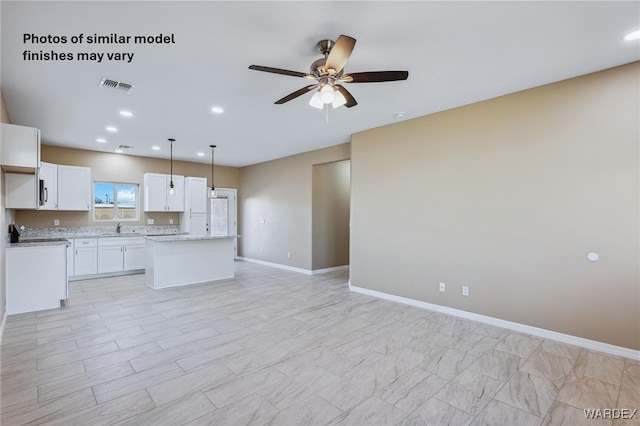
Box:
1 261 638 425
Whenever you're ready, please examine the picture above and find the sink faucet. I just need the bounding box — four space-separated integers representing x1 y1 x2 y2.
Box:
116 223 121 234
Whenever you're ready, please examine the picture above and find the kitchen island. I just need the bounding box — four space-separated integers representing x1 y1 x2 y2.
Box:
144 235 235 289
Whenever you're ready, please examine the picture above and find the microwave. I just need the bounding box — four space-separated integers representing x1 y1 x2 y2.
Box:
38 178 46 206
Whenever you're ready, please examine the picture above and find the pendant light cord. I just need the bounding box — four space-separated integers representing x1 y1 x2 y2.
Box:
210 145 216 194
168 138 175 189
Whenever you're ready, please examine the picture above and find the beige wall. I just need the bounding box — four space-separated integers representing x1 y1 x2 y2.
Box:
312 159 350 270
239 143 350 270
14 145 240 228
351 62 640 350
1 87 11 324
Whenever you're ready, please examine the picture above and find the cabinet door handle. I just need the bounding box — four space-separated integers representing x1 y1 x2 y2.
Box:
75 249 78 255
121 246 123 252
44 187 48 202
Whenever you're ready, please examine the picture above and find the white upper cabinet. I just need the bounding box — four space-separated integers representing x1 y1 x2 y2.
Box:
57 165 91 211
1 123 41 173
39 162 58 210
5 173 38 209
185 176 207 214
144 173 168 212
144 173 184 212
6 162 91 211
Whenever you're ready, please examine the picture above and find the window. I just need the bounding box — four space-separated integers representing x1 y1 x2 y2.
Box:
93 182 138 221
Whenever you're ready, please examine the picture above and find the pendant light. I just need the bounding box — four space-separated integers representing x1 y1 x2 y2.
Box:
168 138 175 195
209 144 216 198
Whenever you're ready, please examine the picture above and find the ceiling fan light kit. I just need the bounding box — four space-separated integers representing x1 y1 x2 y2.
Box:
249 34 408 110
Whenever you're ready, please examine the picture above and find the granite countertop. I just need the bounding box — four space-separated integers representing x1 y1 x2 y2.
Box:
145 235 236 242
16 226 186 240
7 226 188 248
7 238 72 249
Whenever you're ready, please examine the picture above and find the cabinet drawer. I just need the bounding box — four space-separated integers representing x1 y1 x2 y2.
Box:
99 237 144 247
74 238 97 248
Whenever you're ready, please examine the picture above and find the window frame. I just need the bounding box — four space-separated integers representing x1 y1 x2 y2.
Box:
93 181 139 222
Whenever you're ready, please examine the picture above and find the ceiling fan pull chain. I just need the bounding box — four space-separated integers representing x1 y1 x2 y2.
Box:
325 103 329 123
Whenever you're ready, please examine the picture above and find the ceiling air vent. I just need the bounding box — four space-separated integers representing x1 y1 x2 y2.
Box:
99 77 134 94
117 145 133 150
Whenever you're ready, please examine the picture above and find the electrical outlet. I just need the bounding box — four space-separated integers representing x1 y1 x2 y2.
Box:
147 218 154 225
169 219 174 224
54 219 60 226
462 286 469 297
287 252 291 258
439 282 446 292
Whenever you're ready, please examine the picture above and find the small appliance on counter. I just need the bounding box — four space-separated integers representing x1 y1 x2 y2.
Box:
9 224 20 243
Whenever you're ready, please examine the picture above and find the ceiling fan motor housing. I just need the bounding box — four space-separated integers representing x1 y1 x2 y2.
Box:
316 39 334 56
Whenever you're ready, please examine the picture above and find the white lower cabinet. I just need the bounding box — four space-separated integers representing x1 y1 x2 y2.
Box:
67 240 74 278
6 245 66 315
123 242 145 270
73 238 98 276
98 237 145 274
98 244 125 273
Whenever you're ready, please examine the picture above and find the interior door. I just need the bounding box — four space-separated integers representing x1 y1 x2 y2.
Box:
210 188 237 258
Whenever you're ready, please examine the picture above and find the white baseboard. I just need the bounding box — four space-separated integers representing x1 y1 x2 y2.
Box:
238 258 350 276
0 310 7 346
238 257 313 275
311 265 349 275
349 281 640 361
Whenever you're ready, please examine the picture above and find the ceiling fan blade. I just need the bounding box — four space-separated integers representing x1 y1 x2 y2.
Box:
249 65 311 78
342 71 409 83
274 85 317 104
335 85 357 108
324 35 356 74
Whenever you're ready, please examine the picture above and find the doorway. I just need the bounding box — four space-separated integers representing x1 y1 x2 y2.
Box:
311 160 351 271
209 188 238 258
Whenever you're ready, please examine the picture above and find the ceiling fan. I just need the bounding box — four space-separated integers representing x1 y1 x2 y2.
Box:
249 35 408 109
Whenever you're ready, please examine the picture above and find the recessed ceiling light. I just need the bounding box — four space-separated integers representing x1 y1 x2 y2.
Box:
624 29 640 41
106 126 118 132
151 146 161 150
96 138 107 143
196 152 205 157
211 106 224 114
119 110 133 117
115 149 124 153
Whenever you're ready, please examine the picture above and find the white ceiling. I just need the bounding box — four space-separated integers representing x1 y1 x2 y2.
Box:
1 1 639 167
